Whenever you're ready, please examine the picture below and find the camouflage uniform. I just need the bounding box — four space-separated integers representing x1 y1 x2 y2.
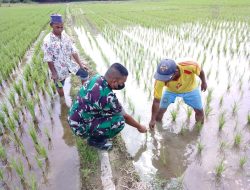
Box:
68 74 125 139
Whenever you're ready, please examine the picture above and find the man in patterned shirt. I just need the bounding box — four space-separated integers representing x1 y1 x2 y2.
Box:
68 63 147 150
149 59 207 129
42 14 88 97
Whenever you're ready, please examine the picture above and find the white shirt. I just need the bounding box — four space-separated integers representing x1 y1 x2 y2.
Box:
42 31 80 81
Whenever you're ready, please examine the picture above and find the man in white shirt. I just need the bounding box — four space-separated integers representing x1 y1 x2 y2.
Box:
42 14 88 97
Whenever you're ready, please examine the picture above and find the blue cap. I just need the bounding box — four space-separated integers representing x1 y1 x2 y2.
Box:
154 59 177 81
50 14 63 24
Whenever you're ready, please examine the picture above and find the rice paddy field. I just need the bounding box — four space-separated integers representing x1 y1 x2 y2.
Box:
0 0 250 189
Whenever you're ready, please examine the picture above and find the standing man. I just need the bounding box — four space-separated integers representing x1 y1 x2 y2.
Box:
149 59 207 129
42 14 88 97
68 63 147 150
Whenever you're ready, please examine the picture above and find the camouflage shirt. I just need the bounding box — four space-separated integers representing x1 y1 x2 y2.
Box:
68 74 124 138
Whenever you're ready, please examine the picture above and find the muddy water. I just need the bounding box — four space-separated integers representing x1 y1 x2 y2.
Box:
75 21 250 189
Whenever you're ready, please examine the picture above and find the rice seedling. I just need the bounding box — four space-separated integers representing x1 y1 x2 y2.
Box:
219 96 223 107
234 133 242 147
206 88 213 106
7 117 16 135
219 141 227 151
1 103 9 117
170 109 178 122
27 81 34 96
28 174 38 190
50 82 57 94
29 125 38 145
44 127 51 142
35 155 44 172
239 156 247 169
35 143 48 160
10 157 25 184
25 100 37 122
0 168 9 190
215 160 225 178
196 141 204 154
13 111 21 125
232 101 239 116
0 144 8 164
13 82 22 97
205 105 212 118
186 106 192 120
8 90 16 107
195 121 203 133
218 112 226 131
0 112 5 126
20 87 28 102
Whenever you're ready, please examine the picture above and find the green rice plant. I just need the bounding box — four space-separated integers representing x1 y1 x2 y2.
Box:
0 168 3 181
45 85 53 97
206 88 213 105
205 105 212 118
215 160 225 177
219 96 223 107
10 157 25 183
1 103 9 117
234 133 242 147
8 90 16 107
13 111 21 125
28 174 38 190
35 155 43 172
20 87 28 102
25 100 36 122
170 109 178 122
196 121 203 132
218 112 226 131
0 112 5 126
13 82 22 97
35 144 48 160
196 141 204 154
7 117 16 134
239 156 247 169
219 141 227 151
50 82 57 94
0 144 8 164
29 126 38 145
186 106 192 120
232 101 238 116
27 81 34 96
44 128 51 142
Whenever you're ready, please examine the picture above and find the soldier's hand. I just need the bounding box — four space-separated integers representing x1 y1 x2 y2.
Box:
137 125 147 133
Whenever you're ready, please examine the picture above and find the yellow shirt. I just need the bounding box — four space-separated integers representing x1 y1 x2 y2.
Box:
154 61 201 99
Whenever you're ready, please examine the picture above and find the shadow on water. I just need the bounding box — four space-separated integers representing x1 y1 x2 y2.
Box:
59 98 75 147
134 122 199 180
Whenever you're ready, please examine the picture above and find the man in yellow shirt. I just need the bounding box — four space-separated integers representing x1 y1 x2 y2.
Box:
149 59 207 129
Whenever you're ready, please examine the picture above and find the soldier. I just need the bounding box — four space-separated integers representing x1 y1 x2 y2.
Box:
68 63 147 150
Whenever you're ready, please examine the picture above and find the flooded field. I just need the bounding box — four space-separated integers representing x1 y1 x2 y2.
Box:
74 17 250 189
0 1 249 189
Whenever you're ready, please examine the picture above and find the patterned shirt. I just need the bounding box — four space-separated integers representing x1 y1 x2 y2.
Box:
42 31 80 81
68 75 124 138
154 61 201 99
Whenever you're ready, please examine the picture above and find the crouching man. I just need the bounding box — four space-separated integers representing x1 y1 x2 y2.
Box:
68 63 147 150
